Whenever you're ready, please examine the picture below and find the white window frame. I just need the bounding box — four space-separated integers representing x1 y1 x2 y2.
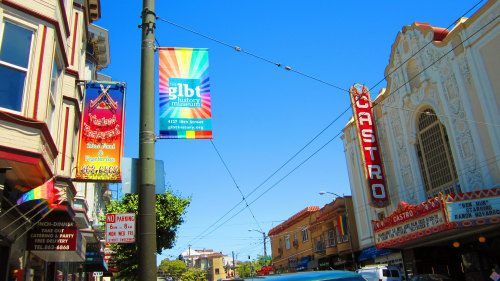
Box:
47 54 62 132
285 235 290 250
301 226 308 242
328 229 336 246
0 15 37 114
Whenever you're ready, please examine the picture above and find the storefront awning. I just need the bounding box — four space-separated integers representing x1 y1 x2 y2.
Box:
358 246 393 262
296 256 311 271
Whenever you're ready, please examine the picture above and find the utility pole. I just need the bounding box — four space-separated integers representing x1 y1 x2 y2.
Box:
262 232 267 258
138 0 156 280
188 244 192 268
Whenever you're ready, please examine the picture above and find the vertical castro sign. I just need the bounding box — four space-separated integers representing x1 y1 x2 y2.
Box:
158 47 212 139
350 84 389 207
76 82 125 181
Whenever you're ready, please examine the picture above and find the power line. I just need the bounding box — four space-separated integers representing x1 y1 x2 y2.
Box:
156 17 349 93
210 139 263 231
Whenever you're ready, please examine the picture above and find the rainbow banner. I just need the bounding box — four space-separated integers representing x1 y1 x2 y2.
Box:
337 215 347 236
16 179 58 205
75 82 126 181
158 48 212 139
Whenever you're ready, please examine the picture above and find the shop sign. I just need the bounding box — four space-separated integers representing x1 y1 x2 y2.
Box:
75 82 126 182
444 188 500 227
106 213 135 243
27 220 86 261
373 198 448 249
349 84 389 207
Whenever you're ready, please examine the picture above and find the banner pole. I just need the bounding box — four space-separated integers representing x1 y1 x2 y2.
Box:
139 0 157 280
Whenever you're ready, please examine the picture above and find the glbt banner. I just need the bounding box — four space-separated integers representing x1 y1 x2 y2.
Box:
75 82 125 181
158 47 212 139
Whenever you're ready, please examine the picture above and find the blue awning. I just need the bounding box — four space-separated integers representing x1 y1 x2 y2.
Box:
358 246 393 262
296 256 311 271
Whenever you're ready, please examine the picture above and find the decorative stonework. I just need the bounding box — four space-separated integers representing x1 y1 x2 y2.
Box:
459 58 472 85
440 68 483 192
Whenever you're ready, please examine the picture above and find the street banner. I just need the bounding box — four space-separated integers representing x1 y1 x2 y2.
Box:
158 47 212 139
75 82 125 181
349 84 389 207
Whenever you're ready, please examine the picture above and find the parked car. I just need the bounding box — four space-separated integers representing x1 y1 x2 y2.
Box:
410 274 452 281
357 265 403 281
244 270 366 280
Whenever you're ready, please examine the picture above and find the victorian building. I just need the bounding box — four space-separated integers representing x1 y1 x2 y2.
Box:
0 0 111 280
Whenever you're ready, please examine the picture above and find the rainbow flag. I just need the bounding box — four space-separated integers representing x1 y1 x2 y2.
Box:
16 179 58 205
158 47 212 139
337 215 347 236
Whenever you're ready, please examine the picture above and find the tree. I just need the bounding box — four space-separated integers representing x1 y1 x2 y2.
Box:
180 268 208 281
237 261 254 279
158 259 187 280
104 191 191 279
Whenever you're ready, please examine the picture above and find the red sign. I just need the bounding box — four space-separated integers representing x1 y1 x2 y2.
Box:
106 213 135 243
28 221 78 251
350 85 389 207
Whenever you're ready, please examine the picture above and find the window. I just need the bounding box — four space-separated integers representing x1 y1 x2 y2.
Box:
0 20 34 112
47 59 62 131
285 235 290 250
293 231 298 246
328 229 336 246
416 108 459 199
301 226 308 242
336 228 341 244
215 268 219 275
314 237 324 252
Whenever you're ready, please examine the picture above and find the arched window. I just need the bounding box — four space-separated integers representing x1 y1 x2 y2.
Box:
416 108 460 199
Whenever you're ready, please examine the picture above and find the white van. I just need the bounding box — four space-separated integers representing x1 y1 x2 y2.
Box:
357 265 403 281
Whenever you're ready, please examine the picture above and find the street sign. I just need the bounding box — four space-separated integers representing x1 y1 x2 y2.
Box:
106 213 136 243
93 272 103 276
259 257 272 261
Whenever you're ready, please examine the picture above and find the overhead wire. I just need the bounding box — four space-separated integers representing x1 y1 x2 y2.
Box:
209 139 263 231
156 17 349 93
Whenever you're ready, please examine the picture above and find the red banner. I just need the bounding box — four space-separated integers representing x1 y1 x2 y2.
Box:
350 84 389 207
75 82 125 182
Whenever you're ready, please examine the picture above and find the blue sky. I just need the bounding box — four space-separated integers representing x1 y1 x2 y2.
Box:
96 0 484 265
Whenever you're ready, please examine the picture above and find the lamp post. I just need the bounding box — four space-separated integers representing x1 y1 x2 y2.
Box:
248 229 268 259
319 191 357 269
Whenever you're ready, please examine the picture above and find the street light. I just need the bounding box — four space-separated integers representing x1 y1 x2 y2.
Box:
248 229 268 258
319 191 357 269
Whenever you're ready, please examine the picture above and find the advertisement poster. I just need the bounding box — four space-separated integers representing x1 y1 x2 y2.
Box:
158 47 212 139
75 82 125 181
349 84 389 207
